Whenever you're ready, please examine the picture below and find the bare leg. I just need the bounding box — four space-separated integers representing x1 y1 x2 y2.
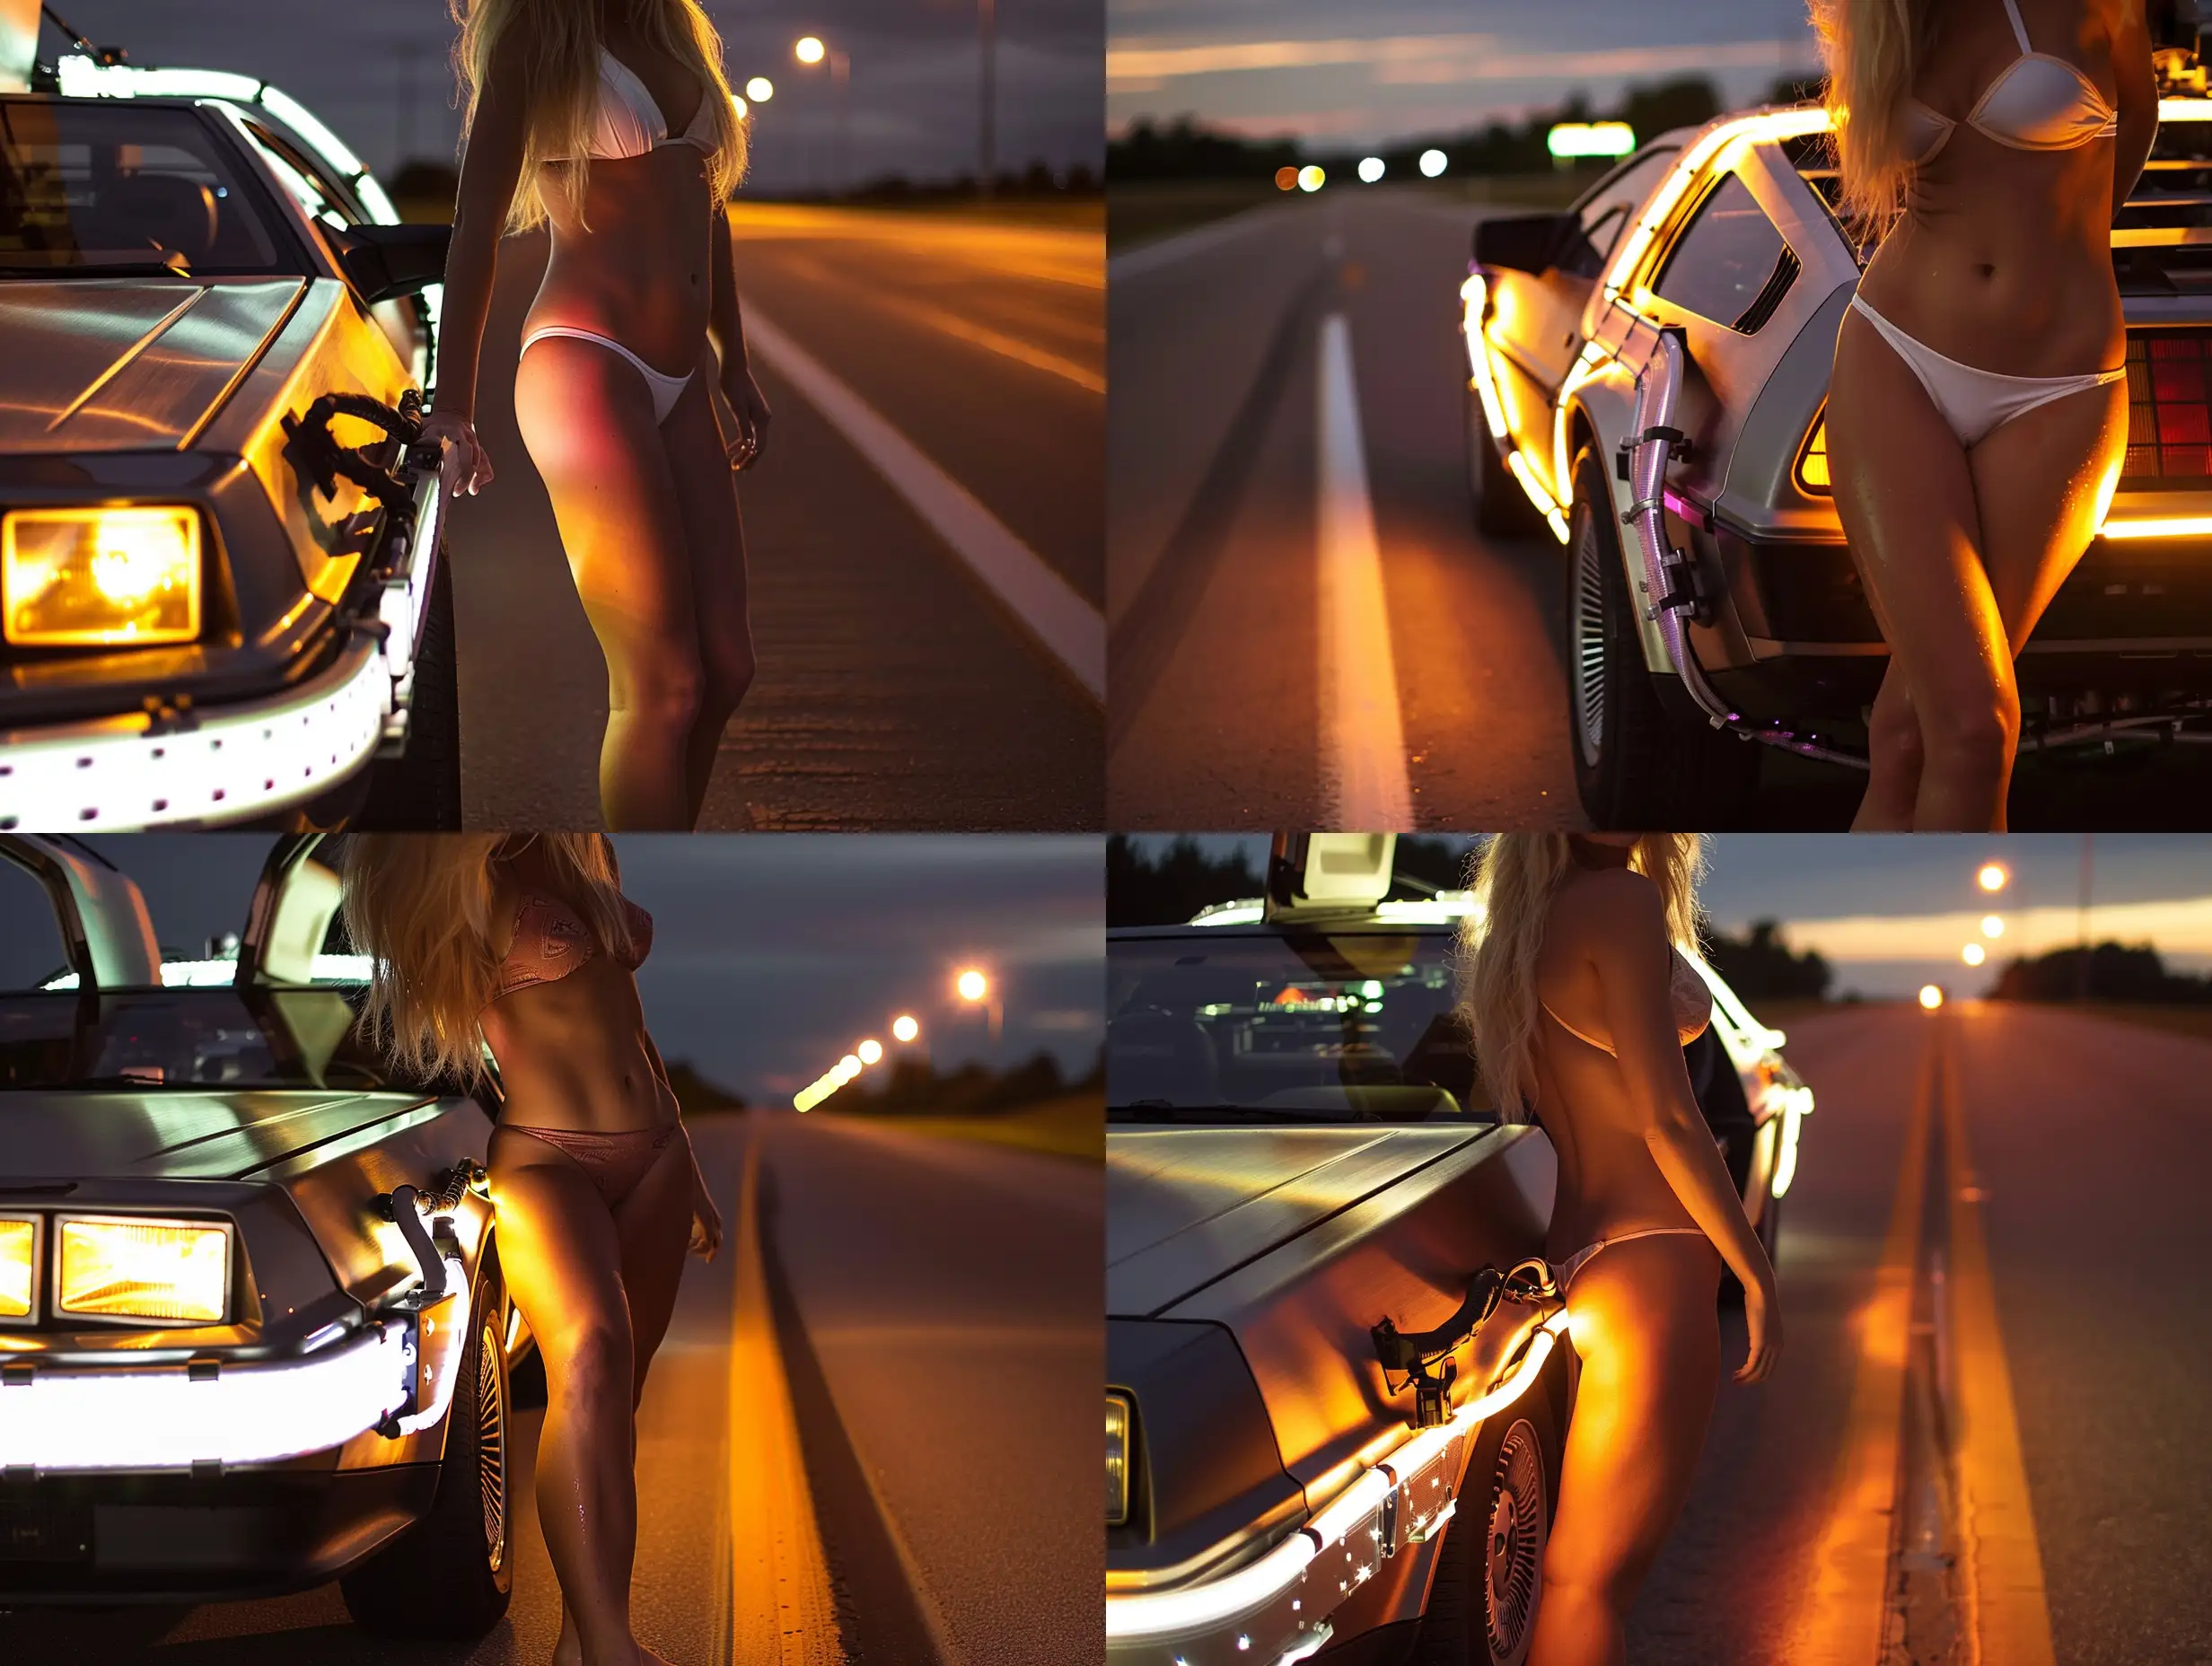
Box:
514 339 704 830
490 1130 649 1666
659 351 756 825
1530 1234 1721 1666
1828 310 2017 830
1967 378 2128 658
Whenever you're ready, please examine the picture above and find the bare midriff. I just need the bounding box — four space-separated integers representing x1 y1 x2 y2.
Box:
1532 1029 1699 1264
523 144 717 379
478 941 676 1136
1856 131 2123 380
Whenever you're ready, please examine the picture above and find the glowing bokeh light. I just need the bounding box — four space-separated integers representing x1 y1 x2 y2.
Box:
1357 156 1384 183
956 969 988 1003
1274 165 1298 190
1961 943 1986 967
857 1039 883 1065
794 36 826 65
1297 164 1325 192
746 76 774 101
1919 985 1944 1011
1977 863 2009 892
1981 915 2004 938
1419 148 1447 178
891 1013 920 1043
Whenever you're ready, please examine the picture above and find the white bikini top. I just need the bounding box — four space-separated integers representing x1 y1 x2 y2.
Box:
1902 0 2118 163
1540 946 1713 1057
564 48 715 161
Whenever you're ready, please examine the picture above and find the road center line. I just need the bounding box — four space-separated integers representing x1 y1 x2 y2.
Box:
1315 311 1414 829
743 308 1107 703
1784 1016 1935 1665
726 1130 844 1666
1939 1031 2058 1666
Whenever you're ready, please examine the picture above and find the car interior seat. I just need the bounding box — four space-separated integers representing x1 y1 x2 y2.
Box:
93 174 219 267
1107 1009 1221 1109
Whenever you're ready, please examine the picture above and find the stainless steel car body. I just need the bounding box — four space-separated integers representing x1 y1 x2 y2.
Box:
0 66 449 829
1105 893 1812 1666
0 835 513 1600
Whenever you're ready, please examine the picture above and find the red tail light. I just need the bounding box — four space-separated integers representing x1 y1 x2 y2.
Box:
2124 330 2212 483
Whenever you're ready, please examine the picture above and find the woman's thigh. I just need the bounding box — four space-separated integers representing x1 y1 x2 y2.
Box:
1967 378 2127 650
514 338 697 671
487 1127 630 1359
1547 1235 1721 1593
1828 312 2013 710
656 352 751 681
610 1131 697 1398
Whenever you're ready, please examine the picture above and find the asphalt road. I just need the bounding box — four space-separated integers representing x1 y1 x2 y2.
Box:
451 205 1104 831
1633 1002 2212 1664
0 1112 1101 1665
1106 189 2212 831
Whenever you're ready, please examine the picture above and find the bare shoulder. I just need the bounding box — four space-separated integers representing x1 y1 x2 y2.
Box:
1550 867 1668 962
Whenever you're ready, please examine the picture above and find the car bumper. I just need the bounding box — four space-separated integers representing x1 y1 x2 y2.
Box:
0 458 443 830
0 1464 435 1600
1105 1313 1569 1666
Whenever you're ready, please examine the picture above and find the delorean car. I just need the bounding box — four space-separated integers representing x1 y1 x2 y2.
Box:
1105 834 1811 1666
1464 48 2212 827
0 833 522 1635
0 2 457 830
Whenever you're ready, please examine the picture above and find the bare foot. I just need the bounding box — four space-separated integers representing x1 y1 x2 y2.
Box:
549 1619 581 1666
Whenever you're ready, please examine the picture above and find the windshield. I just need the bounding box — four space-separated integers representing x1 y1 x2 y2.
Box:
1107 930 1489 1123
0 987 415 1092
0 100 285 275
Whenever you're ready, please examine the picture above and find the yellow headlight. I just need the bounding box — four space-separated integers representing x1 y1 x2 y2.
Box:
1796 414 1830 495
0 1217 37 1320
1107 1390 1132 1525
2 505 203 646
57 1215 230 1325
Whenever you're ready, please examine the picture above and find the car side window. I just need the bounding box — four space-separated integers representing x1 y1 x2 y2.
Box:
0 864 65 993
1649 172 1800 333
1563 206 1626 278
235 118 363 233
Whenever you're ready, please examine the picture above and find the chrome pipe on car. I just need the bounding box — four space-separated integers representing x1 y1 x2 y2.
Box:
1625 332 1869 770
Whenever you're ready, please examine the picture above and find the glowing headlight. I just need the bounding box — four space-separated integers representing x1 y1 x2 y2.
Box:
2 506 203 646
56 1215 231 1325
1107 1390 1133 1525
0 1216 38 1320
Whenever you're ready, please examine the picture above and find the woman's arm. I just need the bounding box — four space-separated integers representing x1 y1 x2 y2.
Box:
2111 0 2158 213
641 1029 722 1258
1584 873 1780 1381
419 22 531 493
707 196 771 468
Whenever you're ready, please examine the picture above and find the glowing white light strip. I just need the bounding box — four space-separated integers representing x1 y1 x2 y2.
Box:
1548 121 1637 160
0 636 390 830
1374 895 1483 924
2097 514 2212 539
256 85 367 180
43 951 373 991
1104 1308 1570 1643
0 1322 406 1470
2158 98 2212 122
1458 275 1509 442
55 57 262 102
1189 902 1266 926
1770 1086 1812 1199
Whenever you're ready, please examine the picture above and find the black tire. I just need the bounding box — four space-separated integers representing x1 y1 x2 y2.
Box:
358 548 462 830
339 1269 513 1639
1563 448 1758 828
1414 1367 1562 1666
1468 380 1550 541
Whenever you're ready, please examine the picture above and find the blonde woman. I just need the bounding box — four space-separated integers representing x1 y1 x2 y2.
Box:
1460 833 1778 1666
343 833 722 1666
423 0 771 830
1814 0 2155 830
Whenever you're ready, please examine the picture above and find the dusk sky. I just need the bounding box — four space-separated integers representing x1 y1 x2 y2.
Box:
1120 835 2212 999
52 0 1101 192
1107 0 1822 145
0 836 1104 1104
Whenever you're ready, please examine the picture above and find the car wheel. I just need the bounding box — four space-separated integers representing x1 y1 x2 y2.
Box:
339 1267 514 1638
1467 380 1550 541
1414 1371 1561 1666
358 548 462 830
1564 448 1758 829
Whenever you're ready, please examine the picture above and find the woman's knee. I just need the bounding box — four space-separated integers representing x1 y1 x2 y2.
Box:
1919 680 2019 778
612 645 707 732
702 635 756 716
542 1305 635 1395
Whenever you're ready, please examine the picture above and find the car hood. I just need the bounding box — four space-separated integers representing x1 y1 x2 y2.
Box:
0 1088 441 1182
0 277 308 453
1106 1124 1493 1317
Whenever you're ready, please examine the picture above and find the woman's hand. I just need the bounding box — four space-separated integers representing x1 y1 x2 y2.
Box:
719 361 771 471
1736 1275 1782 1383
689 1168 724 1261
419 408 494 498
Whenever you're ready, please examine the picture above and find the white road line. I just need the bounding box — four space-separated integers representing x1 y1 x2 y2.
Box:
1107 204 1278 284
1315 311 1415 830
742 309 1107 703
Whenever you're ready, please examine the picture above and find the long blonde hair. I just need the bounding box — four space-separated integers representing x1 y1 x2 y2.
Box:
450 0 749 233
1456 834 1705 1122
1810 0 1938 232
341 833 634 1084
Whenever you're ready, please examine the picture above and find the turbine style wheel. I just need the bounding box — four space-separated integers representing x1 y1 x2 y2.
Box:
1484 1419 1547 1666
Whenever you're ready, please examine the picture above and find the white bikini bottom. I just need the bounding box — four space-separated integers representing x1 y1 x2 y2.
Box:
1848 294 2125 450
520 325 695 424
1557 1224 1710 1290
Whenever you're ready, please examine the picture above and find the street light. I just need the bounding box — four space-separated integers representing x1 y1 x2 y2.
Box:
1357 155 1385 183
956 966 1002 1042
1962 943 1986 967
891 1013 920 1044
1919 985 1944 1010
792 34 850 195
1419 148 1447 178
745 75 774 102
956 968 988 1003
1977 862 2009 893
857 1039 883 1065
1981 915 2004 938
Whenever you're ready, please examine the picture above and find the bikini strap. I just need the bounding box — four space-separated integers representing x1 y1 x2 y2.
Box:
1997 0 2033 56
